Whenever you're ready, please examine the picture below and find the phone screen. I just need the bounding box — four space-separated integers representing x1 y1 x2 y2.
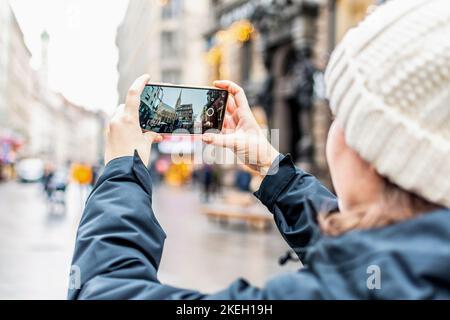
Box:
139 84 228 134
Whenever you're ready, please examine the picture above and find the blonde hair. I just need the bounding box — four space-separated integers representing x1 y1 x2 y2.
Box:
318 180 440 237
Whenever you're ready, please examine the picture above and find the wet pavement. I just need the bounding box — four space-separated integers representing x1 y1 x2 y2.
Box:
0 181 298 299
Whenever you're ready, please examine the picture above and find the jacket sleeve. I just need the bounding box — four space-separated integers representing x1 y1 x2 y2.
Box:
68 151 331 300
68 152 206 300
254 155 338 260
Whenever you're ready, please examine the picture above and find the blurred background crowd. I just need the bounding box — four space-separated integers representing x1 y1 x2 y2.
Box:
0 0 387 299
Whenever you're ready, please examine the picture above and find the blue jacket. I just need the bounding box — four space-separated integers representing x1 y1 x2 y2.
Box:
68 152 450 299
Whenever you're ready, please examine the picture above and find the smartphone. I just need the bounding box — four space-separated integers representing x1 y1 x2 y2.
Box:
139 83 228 134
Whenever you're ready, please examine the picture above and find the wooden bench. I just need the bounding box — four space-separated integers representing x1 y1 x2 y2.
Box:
201 205 273 231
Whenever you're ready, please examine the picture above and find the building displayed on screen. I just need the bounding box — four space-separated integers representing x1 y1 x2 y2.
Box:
139 86 226 134
175 90 194 130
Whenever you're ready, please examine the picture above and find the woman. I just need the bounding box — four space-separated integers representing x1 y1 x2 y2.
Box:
69 0 450 299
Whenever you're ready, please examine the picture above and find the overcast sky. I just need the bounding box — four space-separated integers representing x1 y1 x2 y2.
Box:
10 0 129 113
159 86 209 117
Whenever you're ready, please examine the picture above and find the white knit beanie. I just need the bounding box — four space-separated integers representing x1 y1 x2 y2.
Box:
325 0 450 208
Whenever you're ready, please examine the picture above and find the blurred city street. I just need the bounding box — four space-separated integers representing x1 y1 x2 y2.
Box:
0 181 79 299
0 0 384 300
0 181 296 299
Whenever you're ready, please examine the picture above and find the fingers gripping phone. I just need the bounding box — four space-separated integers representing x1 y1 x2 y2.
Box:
139 83 228 134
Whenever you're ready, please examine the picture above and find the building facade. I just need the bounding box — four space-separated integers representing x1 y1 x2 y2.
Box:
116 0 210 103
206 0 325 171
31 82 104 166
0 0 9 123
0 0 34 161
0 3 104 169
205 0 381 182
19 27 106 167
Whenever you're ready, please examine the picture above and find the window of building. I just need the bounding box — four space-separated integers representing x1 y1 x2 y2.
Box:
161 31 178 58
161 0 182 20
162 70 181 84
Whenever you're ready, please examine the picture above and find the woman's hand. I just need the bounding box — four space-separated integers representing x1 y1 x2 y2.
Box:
202 80 279 175
104 74 162 166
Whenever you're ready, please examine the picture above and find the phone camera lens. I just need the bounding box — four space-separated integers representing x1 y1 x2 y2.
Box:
206 108 215 117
